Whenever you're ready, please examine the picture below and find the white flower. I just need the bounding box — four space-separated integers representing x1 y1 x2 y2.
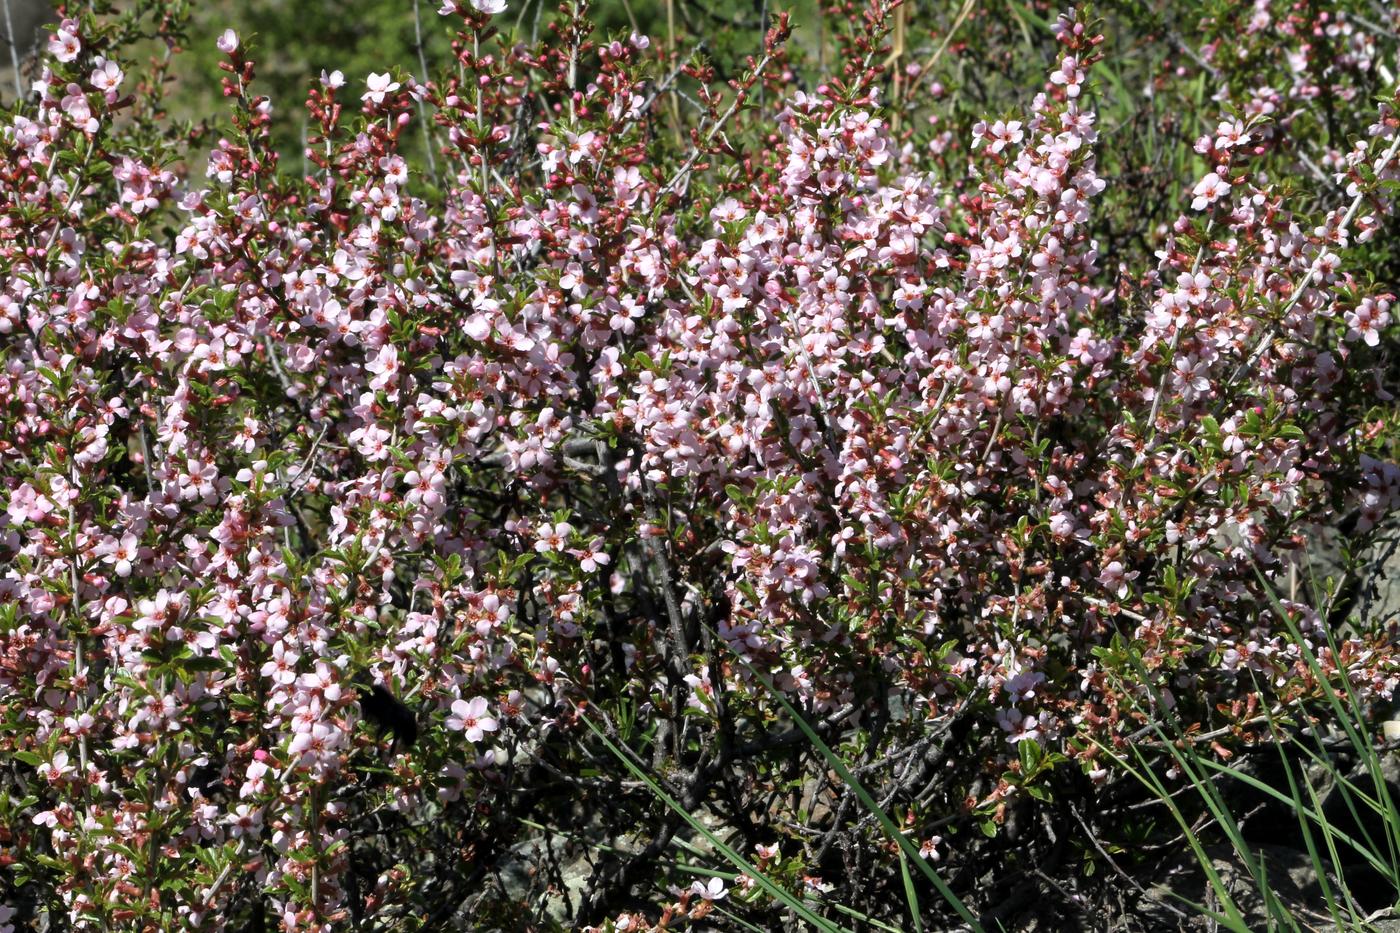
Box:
363 72 401 106
472 0 508 13
320 69 345 90
690 877 727 901
216 29 239 55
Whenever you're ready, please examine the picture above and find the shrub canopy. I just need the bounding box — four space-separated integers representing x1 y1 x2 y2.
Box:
3 0 1400 929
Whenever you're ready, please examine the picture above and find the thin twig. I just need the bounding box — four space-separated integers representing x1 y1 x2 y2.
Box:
2 0 20 99
1068 803 1195 922
918 0 978 86
412 0 442 190
285 422 331 497
658 51 774 199
67 469 89 787
202 762 299 910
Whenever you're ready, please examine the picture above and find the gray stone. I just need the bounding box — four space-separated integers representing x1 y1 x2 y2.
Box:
1134 843 1334 931
0 0 50 104
1294 511 1400 638
1 0 51 56
1356 515 1400 636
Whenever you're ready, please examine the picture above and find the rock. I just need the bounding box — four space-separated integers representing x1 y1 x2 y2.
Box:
1 0 51 58
1133 843 1333 931
487 829 610 928
1355 514 1400 636
1294 510 1400 638
0 1 51 105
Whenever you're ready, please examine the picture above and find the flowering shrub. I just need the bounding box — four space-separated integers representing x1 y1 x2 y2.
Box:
3 0 1400 929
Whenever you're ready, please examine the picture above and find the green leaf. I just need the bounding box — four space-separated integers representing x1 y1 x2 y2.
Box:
183 655 226 673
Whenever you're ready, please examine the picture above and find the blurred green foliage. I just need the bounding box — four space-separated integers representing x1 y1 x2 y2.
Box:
98 0 1400 280
158 0 825 159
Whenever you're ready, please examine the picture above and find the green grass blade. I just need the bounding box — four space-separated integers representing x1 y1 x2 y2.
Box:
1251 562 1400 881
712 904 772 933
825 900 909 933
1110 658 1262 931
900 848 925 933
719 644 984 931
1273 737 1346 929
1089 737 1253 933
1183 755 1391 878
578 712 852 933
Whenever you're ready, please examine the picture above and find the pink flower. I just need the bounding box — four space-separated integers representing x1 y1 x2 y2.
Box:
1098 560 1138 599
288 721 338 760
216 29 239 55
225 804 262 838
1345 297 1390 347
447 697 499 742
1174 270 1211 305
365 343 401 392
41 751 74 784
89 58 123 94
473 0 507 12
975 119 1024 154
1049 55 1085 97
1191 171 1230 210
60 85 97 134
48 22 81 63
710 198 745 224
96 532 139 577
535 521 573 553
569 537 610 573
404 466 446 509
919 836 943 861
464 314 492 341
1214 119 1250 149
259 641 300 686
